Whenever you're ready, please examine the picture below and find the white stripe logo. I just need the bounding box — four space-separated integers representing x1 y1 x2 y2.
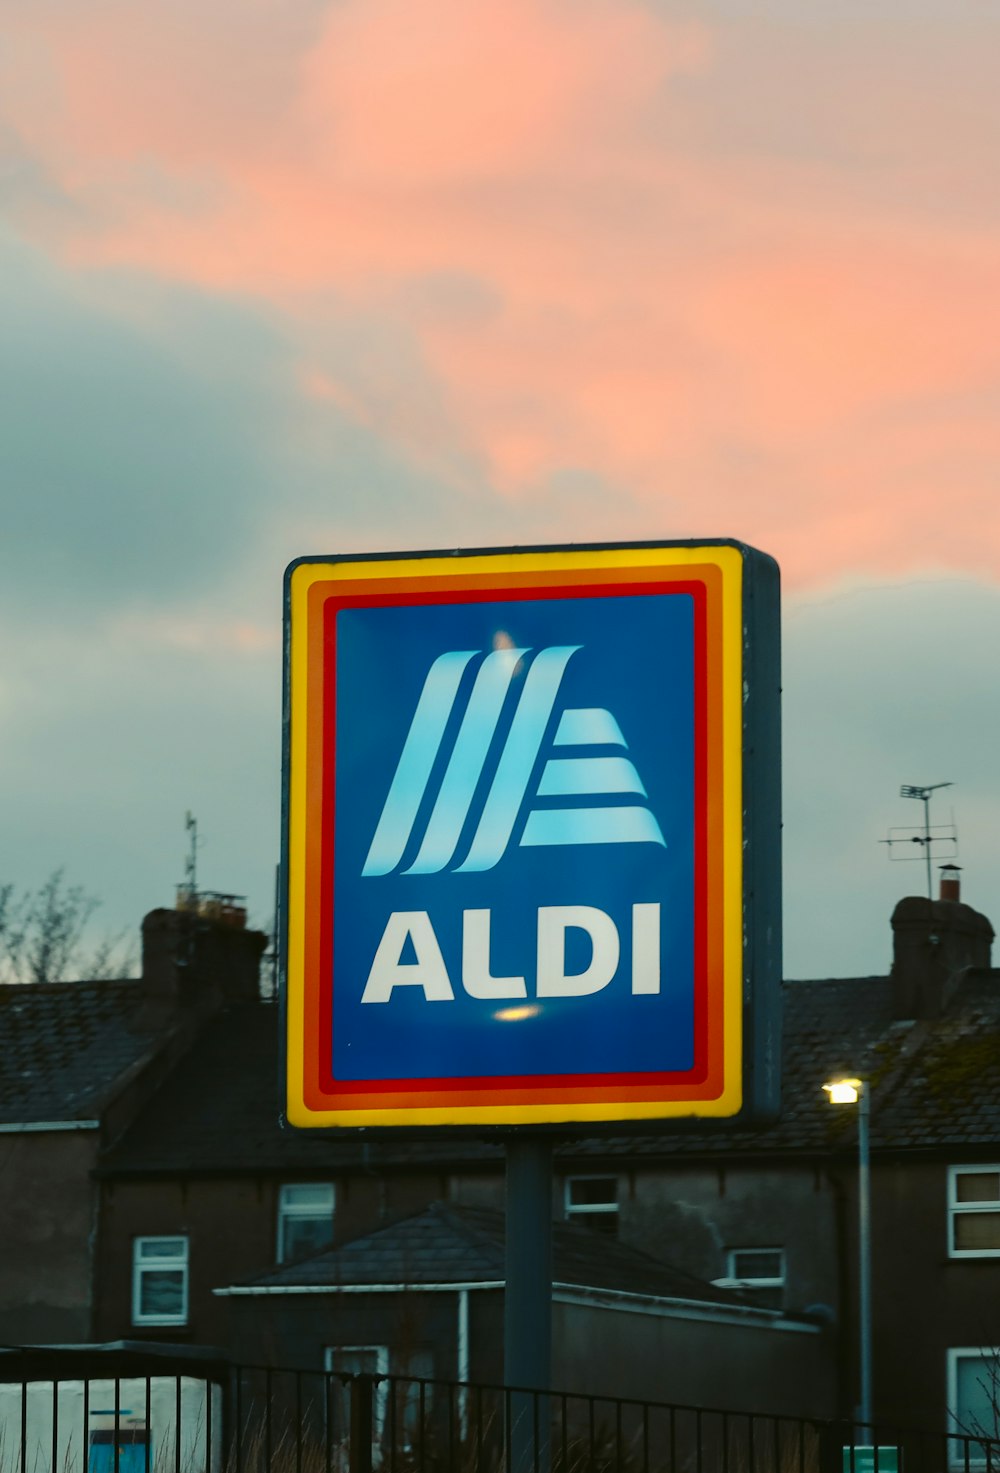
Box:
362 646 665 877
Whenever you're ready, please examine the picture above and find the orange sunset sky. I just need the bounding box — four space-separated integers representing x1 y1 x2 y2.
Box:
1 0 999 975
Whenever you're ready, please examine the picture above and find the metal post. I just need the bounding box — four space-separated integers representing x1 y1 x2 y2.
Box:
457 1288 470 1440
505 1136 553 1472
858 1086 873 1437
349 1375 374 1473
504 1136 553 1389
923 795 932 900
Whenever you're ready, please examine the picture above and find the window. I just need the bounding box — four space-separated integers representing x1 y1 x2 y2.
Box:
132 1237 188 1326
714 1248 786 1308
278 1183 336 1263
949 1168 1000 1257
325 1347 390 1440
564 1177 619 1236
947 1348 1000 1468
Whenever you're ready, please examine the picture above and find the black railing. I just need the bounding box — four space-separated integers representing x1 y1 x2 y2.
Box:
0 1362 996 1473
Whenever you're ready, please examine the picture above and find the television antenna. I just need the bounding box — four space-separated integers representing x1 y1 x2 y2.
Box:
177 810 200 909
880 783 956 899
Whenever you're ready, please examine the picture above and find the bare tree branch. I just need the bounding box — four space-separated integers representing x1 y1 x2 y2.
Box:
0 871 136 984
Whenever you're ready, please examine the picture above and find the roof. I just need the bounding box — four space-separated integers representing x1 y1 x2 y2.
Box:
573 974 906 1158
222 1201 748 1309
573 970 1000 1158
0 980 163 1124
100 966 1000 1175
875 970 1000 1147
99 1002 497 1174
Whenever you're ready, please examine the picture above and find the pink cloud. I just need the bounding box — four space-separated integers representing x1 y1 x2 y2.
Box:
4 0 1000 587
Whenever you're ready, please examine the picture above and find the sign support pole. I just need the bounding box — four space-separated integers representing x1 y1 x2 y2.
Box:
504 1136 553 1468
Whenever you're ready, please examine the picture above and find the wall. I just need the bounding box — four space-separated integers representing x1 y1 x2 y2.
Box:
99 1153 844 1344
225 1290 461 1377
0 1130 100 1342
626 1163 842 1313
553 1298 835 1418
449 1160 842 1315
847 1156 1000 1435
95 1168 458 1344
224 1287 833 1422
100 1152 996 1434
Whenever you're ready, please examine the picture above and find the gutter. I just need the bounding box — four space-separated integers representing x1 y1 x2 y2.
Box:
214 1281 505 1297
551 1284 819 1332
213 1278 816 1332
0 1121 99 1134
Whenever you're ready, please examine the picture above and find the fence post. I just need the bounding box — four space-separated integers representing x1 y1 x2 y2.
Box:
349 1375 374 1473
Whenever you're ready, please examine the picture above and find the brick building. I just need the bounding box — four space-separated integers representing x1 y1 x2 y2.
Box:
3 882 1000 1438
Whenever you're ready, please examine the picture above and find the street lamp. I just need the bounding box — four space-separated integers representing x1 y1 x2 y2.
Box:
823 1077 872 1436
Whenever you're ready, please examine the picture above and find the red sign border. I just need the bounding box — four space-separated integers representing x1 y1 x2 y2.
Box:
292 558 730 1117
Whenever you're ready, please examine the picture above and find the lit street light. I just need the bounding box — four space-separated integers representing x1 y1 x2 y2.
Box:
823 1076 872 1437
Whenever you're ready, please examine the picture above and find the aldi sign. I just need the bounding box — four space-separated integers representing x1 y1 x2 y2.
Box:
282 542 781 1129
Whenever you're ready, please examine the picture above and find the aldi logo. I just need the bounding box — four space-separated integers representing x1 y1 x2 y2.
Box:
363 643 665 877
283 543 781 1130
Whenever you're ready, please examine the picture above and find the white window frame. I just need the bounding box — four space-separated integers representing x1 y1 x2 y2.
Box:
946 1347 1000 1469
277 1182 336 1264
564 1176 619 1228
131 1236 189 1327
713 1247 786 1292
948 1167 1000 1259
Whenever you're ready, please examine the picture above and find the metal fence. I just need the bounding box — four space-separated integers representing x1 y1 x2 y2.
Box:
0 1362 997 1473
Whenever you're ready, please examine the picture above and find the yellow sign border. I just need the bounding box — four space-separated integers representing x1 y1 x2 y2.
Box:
285 544 744 1127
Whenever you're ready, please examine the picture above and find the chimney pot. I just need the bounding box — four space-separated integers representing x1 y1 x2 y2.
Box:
939 864 962 903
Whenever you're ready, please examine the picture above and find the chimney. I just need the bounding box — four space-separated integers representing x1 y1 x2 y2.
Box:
141 893 268 1014
939 864 962 903
890 887 993 1020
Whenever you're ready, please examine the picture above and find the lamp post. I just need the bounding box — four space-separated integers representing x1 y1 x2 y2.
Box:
823 1077 872 1437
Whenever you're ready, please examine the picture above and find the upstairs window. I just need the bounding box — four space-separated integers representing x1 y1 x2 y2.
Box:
714 1248 786 1309
132 1237 189 1326
564 1177 619 1236
949 1168 1000 1257
278 1183 336 1263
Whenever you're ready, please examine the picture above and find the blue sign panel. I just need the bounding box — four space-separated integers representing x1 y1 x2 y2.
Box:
333 592 695 1083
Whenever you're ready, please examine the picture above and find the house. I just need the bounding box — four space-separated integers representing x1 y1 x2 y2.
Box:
0 897 266 1342
0 977 165 1343
93 996 505 1347
213 1200 833 1416
5 867 998 1438
75 878 1000 1439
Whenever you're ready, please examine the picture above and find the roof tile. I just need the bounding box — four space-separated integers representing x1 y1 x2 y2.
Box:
0 980 160 1124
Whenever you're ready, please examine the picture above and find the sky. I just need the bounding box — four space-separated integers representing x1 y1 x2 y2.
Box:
2 0 999 980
